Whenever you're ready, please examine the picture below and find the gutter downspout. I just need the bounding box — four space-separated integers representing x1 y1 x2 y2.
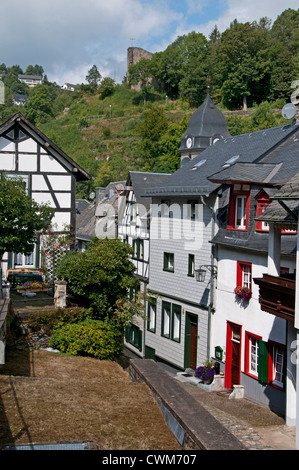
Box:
200 195 218 360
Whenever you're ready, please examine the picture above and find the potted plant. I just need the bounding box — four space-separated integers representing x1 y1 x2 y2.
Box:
17 281 50 293
234 285 252 300
195 361 215 385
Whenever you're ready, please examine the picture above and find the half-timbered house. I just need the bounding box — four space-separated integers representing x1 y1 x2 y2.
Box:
0 112 90 281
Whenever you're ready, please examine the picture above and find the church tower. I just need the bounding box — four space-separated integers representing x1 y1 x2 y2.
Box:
179 92 231 166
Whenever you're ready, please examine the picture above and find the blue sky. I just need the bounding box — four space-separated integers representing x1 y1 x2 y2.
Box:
1 0 298 86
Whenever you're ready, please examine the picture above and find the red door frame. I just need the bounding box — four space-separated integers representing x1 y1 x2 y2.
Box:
225 321 242 389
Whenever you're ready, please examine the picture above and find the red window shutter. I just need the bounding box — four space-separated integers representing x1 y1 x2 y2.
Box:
237 261 242 286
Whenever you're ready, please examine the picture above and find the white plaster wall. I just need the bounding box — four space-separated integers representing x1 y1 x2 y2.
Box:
40 154 67 173
51 212 71 231
55 193 71 208
0 153 15 171
31 174 48 191
48 175 72 191
18 139 37 153
211 246 292 366
18 154 37 172
32 192 55 207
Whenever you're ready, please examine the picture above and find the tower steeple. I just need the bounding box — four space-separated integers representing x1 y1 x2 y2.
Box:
179 92 230 165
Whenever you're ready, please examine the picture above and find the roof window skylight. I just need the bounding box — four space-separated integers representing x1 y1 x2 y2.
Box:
191 159 206 170
222 155 240 168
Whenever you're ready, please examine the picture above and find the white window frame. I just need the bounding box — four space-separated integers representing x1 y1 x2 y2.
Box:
249 336 259 376
273 345 284 388
235 195 247 229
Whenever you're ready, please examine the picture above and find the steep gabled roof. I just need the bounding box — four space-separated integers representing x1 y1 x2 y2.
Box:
145 123 299 197
0 113 91 181
127 171 171 211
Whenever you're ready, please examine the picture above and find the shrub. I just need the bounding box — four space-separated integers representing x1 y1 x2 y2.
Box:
49 319 122 360
26 307 91 335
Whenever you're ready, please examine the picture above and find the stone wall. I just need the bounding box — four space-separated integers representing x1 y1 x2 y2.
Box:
127 47 153 91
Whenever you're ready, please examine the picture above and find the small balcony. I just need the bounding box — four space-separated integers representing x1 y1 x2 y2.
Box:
253 273 295 323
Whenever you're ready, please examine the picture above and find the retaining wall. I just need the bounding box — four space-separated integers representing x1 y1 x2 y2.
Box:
129 358 246 450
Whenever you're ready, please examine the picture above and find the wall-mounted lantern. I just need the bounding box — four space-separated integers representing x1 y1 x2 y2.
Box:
195 265 217 282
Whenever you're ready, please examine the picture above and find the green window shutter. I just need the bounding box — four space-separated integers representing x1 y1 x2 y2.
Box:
125 325 133 342
258 340 269 384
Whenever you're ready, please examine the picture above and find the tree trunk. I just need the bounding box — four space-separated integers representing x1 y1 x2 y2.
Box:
243 95 248 111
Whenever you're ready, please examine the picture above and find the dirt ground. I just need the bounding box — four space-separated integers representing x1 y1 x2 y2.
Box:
0 346 180 450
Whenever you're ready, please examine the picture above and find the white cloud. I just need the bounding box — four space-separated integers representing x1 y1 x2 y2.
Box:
0 0 297 86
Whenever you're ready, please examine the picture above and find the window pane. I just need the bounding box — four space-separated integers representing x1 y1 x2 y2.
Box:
15 253 23 265
148 301 156 331
242 264 251 289
236 196 246 228
273 346 284 386
162 303 170 337
188 254 194 276
250 337 259 374
172 307 181 341
25 252 34 265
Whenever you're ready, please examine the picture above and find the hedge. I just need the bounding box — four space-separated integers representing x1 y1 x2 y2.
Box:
49 319 122 360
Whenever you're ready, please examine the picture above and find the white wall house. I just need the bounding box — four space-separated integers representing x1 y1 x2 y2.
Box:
0 112 90 281
207 120 299 418
18 75 42 87
142 92 299 422
252 170 299 431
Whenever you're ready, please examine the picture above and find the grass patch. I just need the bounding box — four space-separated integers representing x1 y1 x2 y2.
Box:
0 347 180 450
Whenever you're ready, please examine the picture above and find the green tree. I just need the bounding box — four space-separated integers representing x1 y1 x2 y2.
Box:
269 8 299 101
85 65 102 92
135 105 169 171
98 77 116 99
152 31 209 106
25 64 44 77
55 238 140 319
154 116 188 173
0 173 54 277
23 84 54 124
215 20 271 109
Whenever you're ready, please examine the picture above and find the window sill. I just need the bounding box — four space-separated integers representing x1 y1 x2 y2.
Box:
227 227 247 232
163 268 174 273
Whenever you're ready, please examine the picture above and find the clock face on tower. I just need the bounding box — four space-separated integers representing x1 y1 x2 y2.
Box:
186 137 192 148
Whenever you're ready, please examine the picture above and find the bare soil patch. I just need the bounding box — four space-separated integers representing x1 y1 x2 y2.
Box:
0 346 180 450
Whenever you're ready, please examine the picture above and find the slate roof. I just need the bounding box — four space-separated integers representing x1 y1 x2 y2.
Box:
127 171 170 211
145 122 299 197
255 170 299 227
183 93 231 138
209 124 299 256
76 201 96 241
76 181 125 241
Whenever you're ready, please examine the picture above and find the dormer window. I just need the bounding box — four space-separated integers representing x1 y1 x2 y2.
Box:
228 184 250 231
256 191 270 232
235 195 247 228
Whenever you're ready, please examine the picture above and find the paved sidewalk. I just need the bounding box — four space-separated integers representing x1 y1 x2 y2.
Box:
170 367 296 450
123 350 296 450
